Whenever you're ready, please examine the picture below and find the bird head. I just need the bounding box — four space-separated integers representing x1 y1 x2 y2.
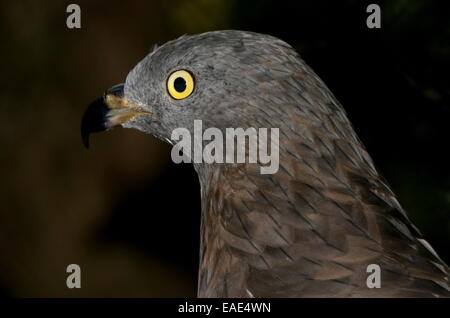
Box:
81 30 308 148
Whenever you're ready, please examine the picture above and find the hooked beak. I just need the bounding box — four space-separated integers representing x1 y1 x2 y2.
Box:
81 83 151 148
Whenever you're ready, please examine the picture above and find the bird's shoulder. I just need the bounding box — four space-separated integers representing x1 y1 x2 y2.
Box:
199 118 449 297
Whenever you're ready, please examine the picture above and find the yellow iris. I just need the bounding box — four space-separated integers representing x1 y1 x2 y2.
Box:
167 70 195 99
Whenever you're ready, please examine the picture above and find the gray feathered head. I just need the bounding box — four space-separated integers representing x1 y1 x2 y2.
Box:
82 30 339 146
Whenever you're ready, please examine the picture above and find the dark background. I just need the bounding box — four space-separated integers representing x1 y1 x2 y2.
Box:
0 0 448 297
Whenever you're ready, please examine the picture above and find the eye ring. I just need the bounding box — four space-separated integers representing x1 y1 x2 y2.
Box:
167 70 195 100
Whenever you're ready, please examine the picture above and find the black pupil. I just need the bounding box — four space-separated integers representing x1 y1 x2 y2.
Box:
174 77 187 93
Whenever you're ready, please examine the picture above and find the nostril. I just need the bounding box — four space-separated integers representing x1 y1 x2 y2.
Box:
105 83 125 98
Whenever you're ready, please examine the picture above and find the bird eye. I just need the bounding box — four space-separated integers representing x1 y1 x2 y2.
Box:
167 70 195 99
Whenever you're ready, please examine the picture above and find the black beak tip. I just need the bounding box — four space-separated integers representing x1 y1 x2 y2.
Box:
81 84 124 149
81 96 109 149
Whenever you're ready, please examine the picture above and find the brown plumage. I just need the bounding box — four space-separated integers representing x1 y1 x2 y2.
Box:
82 30 450 297
196 122 450 297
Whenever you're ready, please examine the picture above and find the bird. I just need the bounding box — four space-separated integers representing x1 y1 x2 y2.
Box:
81 30 449 297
